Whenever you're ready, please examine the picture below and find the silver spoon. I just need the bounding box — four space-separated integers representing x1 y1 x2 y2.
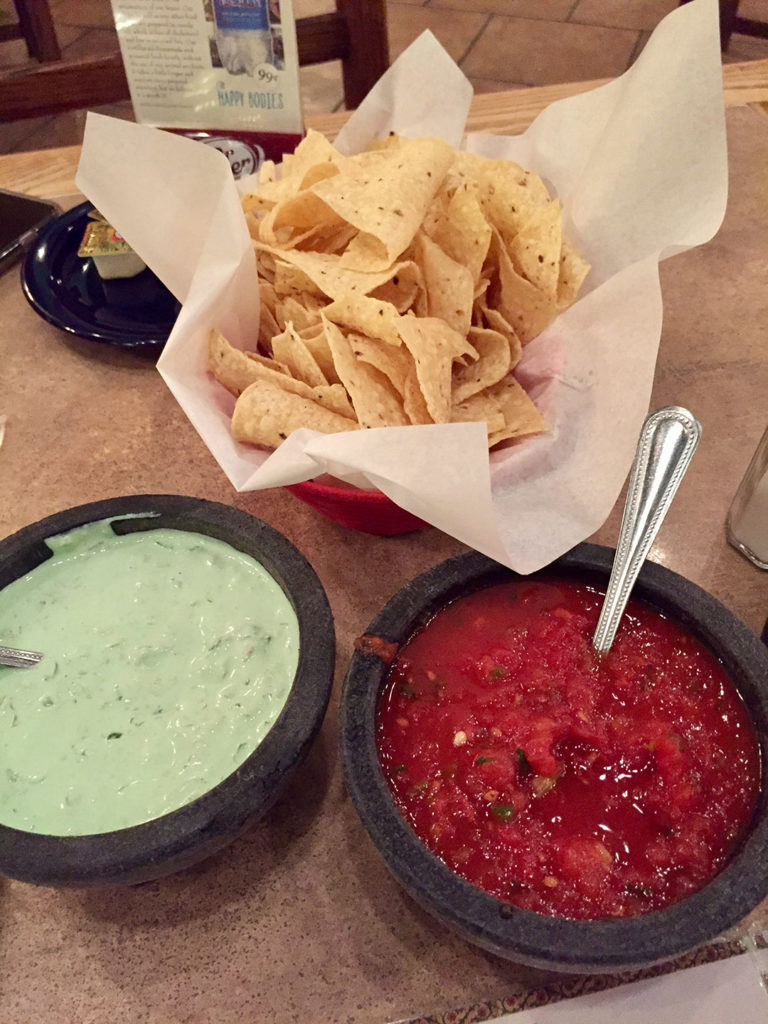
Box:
593 406 702 653
0 645 43 669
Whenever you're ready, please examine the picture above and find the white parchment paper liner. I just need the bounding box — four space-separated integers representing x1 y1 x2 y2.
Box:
76 0 726 573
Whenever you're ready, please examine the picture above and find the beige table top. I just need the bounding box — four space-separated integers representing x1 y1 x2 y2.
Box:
1 64 768 1024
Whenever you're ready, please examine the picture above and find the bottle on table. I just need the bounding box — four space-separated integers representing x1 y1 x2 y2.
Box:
727 425 768 570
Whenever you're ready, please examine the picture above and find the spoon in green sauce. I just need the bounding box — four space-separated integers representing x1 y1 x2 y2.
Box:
0 645 43 669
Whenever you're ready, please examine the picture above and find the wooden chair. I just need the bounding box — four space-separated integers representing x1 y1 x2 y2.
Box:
0 0 389 122
298 0 389 109
678 0 768 50
0 0 60 64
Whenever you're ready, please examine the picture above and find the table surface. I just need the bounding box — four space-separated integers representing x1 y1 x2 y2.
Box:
1 61 768 1024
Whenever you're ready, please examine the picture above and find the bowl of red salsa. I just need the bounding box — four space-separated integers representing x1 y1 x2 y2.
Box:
339 544 768 973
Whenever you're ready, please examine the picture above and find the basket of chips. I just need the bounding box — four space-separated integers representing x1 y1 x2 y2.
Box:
76 0 727 571
201 127 588 534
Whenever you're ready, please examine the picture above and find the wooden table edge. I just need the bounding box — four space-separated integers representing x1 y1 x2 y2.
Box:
1 58 766 200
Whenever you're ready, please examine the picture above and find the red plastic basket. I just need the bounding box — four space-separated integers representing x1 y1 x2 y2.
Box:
285 478 427 535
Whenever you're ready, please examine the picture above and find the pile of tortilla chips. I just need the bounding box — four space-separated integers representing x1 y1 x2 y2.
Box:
208 130 589 450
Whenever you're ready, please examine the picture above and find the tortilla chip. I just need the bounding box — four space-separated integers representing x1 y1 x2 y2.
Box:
288 129 343 182
272 323 328 388
424 182 492 286
272 256 325 300
490 229 557 343
293 224 358 255
508 201 563 296
323 294 403 346
270 191 344 236
402 366 433 425
451 391 506 436
477 303 523 368
322 317 410 428
208 328 288 397
259 159 277 184
208 329 351 421
452 328 512 405
299 324 341 385
309 138 455 271
256 248 276 282
557 237 591 309
412 230 474 338
397 316 477 423
232 379 359 448
244 129 343 209
486 375 547 446
241 191 274 216
451 151 552 246
299 160 340 190
263 245 411 302
311 383 357 419
275 294 322 333
369 261 424 313
348 333 412 395
258 281 282 343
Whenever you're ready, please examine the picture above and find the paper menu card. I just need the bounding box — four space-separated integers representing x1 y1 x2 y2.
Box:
110 0 302 135
76 0 727 573
110 0 303 170
485 950 768 1024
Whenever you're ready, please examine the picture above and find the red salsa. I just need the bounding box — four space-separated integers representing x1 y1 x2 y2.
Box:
376 580 761 920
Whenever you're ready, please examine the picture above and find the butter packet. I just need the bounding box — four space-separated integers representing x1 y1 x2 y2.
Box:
78 220 147 280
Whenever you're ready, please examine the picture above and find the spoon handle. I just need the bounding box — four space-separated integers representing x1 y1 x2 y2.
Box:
0 645 43 669
592 406 702 653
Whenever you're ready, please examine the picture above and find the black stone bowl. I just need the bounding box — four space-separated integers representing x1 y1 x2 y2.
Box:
0 495 335 887
339 544 768 974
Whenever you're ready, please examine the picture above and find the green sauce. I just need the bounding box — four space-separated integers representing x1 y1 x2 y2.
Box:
0 519 300 836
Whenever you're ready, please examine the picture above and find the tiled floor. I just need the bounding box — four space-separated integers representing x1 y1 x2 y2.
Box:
1 0 768 154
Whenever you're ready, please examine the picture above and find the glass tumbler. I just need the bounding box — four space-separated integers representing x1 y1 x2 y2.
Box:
727 425 768 570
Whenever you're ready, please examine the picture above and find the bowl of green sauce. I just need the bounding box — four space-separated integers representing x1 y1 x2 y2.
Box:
0 495 335 886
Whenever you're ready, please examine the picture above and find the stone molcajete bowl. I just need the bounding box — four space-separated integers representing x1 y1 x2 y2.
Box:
0 494 335 887
339 544 768 974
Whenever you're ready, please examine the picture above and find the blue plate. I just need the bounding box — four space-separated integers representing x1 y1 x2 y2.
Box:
21 202 180 350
